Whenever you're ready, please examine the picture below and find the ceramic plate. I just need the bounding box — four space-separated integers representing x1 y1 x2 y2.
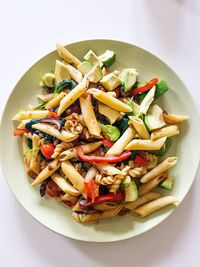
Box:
0 39 200 242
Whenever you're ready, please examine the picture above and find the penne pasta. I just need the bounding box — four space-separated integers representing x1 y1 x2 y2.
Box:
64 62 83 83
106 126 136 156
61 194 79 206
45 92 66 109
88 88 132 112
51 173 80 196
30 134 40 175
124 192 162 210
93 202 120 211
31 160 61 186
61 161 84 192
59 141 102 161
57 78 88 116
125 137 167 151
32 123 78 142
80 94 102 137
56 43 81 67
54 60 71 83
133 196 179 217
151 125 179 140
163 113 189 124
129 116 150 139
140 157 178 183
13 110 49 121
138 173 167 196
93 162 122 175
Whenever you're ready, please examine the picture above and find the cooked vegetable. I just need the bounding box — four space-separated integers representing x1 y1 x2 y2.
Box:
76 146 131 163
100 73 121 91
155 80 168 99
119 68 138 92
54 79 77 94
40 143 55 159
114 117 129 134
86 192 124 207
99 50 116 67
150 138 172 156
145 104 166 131
13 129 29 136
25 120 40 131
160 175 173 190
125 180 138 202
84 180 99 202
41 73 55 88
101 125 120 141
132 78 158 96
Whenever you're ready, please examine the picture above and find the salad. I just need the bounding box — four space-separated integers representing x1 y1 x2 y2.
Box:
13 44 189 224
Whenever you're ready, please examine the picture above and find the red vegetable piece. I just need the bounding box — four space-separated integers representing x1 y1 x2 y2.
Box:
86 192 124 207
76 146 131 163
40 143 55 159
84 180 99 202
13 129 29 136
134 155 147 167
45 180 62 197
102 139 114 148
48 111 60 120
131 78 158 96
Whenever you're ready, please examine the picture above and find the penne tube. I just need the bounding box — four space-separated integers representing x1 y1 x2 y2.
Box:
61 194 79 206
59 141 102 161
31 160 61 186
30 134 40 175
88 88 132 113
13 110 49 120
140 157 178 183
64 62 83 83
151 125 179 140
106 126 136 156
61 161 84 192
32 123 78 142
56 43 81 67
138 173 167 196
125 137 167 151
129 116 150 139
163 113 189 124
124 192 162 210
84 167 98 183
45 92 66 109
51 173 80 196
80 94 102 137
133 196 179 217
57 78 88 116
93 162 122 175
54 60 71 83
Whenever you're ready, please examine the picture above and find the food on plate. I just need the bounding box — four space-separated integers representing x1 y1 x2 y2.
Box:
13 44 188 224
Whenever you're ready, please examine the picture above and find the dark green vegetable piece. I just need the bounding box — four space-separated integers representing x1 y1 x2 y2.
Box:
40 178 50 197
154 80 168 99
54 80 77 94
26 139 32 149
25 120 39 132
150 138 172 156
114 118 129 135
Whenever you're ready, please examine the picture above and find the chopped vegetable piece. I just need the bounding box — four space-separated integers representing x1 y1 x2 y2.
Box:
48 111 60 120
101 125 120 141
125 181 138 202
102 139 114 148
155 80 168 99
33 102 46 110
84 180 99 202
86 192 124 207
41 73 55 88
45 180 62 197
134 155 147 166
132 78 158 96
40 143 55 159
54 79 77 94
13 129 29 136
114 118 129 134
99 50 116 67
150 138 172 156
160 175 173 190
76 146 131 163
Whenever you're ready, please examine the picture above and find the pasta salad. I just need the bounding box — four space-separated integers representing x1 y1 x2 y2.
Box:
13 44 189 224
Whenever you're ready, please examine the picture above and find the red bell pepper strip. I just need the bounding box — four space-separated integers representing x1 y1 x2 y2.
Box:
86 192 124 207
102 139 114 148
13 129 29 136
84 180 99 202
134 155 147 167
48 111 60 120
76 146 131 163
131 78 158 96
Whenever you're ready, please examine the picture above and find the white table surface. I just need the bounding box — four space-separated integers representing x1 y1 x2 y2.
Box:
1 0 200 266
